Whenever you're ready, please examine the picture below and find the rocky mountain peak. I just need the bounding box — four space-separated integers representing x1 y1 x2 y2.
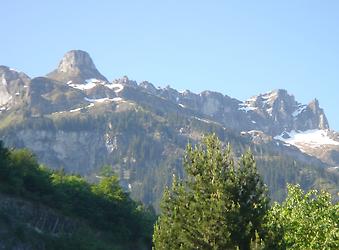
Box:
0 66 30 82
305 98 329 130
244 89 296 114
275 88 289 97
139 81 158 94
58 50 96 72
239 89 330 134
47 50 107 84
308 98 320 112
260 89 293 104
0 66 30 107
112 76 137 87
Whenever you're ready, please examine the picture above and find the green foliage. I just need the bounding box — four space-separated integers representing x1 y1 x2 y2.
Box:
0 141 155 249
92 175 126 201
262 184 339 249
99 164 116 177
153 134 269 250
0 141 10 180
1 148 52 197
228 151 269 250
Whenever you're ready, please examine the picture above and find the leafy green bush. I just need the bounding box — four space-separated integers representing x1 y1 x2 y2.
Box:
262 184 339 250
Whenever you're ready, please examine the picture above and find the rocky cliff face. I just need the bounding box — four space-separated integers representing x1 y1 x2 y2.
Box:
4 129 107 174
47 50 107 84
237 89 329 134
0 66 30 110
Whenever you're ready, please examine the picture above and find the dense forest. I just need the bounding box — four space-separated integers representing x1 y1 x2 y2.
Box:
0 141 155 249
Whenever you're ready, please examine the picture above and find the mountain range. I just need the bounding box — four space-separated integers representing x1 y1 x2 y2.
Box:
1 50 338 209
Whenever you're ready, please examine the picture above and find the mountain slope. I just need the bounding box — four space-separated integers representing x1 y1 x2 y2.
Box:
0 50 338 209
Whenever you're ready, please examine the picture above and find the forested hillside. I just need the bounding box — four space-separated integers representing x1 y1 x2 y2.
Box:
2 107 338 211
0 141 155 250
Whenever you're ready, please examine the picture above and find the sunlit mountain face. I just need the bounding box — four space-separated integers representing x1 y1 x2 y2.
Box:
1 50 338 209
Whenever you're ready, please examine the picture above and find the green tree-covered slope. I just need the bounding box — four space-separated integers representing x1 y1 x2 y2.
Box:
0 141 155 250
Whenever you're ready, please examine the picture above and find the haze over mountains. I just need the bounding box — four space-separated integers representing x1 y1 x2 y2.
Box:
1 50 338 208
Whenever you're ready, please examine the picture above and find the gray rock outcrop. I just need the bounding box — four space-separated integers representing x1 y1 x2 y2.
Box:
47 50 107 84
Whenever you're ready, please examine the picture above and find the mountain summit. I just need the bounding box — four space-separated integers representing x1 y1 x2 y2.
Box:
240 89 329 133
47 50 107 84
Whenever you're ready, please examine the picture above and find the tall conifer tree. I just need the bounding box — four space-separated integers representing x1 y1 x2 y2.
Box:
153 134 269 250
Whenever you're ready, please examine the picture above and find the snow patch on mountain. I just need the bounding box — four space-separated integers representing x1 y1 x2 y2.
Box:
238 103 257 112
84 97 123 103
68 79 98 90
274 130 339 150
292 105 307 117
56 97 124 113
261 91 278 104
105 83 124 93
70 103 97 112
194 116 221 126
194 116 213 124
69 107 83 113
68 79 124 93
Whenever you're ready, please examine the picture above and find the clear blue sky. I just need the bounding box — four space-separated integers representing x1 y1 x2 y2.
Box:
2 1 339 130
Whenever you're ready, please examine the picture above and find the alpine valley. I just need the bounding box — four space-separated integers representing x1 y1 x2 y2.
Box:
1 50 338 210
